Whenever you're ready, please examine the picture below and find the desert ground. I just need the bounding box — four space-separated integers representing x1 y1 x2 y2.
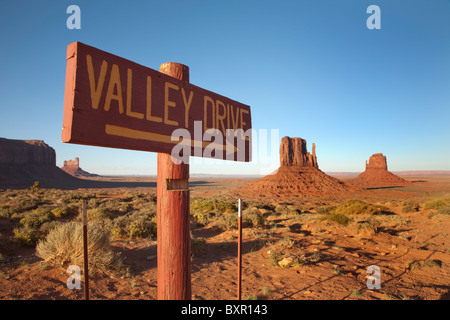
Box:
0 175 449 300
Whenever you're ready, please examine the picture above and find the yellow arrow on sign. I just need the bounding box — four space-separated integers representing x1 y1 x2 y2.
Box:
105 124 239 154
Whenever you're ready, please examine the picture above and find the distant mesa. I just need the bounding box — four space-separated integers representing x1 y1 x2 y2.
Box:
0 137 154 189
61 157 99 178
0 137 82 188
237 136 358 198
350 153 411 186
0 138 56 167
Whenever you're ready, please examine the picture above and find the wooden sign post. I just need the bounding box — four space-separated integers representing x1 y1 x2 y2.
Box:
62 42 252 300
157 63 191 300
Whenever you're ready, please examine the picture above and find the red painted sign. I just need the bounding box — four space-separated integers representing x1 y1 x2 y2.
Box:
62 42 252 162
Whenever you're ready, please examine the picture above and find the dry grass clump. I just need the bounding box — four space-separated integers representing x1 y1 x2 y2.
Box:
423 198 450 215
354 218 380 236
407 259 442 271
36 221 125 277
317 200 390 227
423 198 450 210
316 205 337 215
320 212 350 226
316 200 393 234
401 201 420 213
335 200 390 215
274 204 302 216
191 233 206 257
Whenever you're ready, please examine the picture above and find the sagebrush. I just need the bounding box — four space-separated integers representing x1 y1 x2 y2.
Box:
36 221 125 277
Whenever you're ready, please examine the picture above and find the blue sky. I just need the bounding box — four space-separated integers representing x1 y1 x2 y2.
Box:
1 0 449 175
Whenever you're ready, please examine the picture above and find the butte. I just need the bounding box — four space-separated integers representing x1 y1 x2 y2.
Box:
61 157 99 178
350 153 411 187
236 136 358 198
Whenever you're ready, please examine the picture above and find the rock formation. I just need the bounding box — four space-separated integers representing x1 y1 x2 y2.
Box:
0 138 56 166
365 153 387 170
0 137 152 189
351 153 410 186
0 137 81 188
280 137 318 168
236 136 357 198
63 157 80 172
61 157 98 178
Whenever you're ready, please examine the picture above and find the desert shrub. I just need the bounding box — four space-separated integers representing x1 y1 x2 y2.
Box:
0 206 14 219
437 205 450 215
269 250 284 266
335 200 389 215
127 214 157 238
40 220 64 233
408 259 441 271
12 225 44 247
254 202 276 212
355 218 380 236
268 250 320 269
11 206 59 246
79 208 111 222
402 201 420 213
191 198 237 215
278 237 298 249
212 207 265 231
191 198 239 229
423 198 450 210
129 194 149 209
19 211 52 229
99 199 132 214
191 198 217 213
243 208 266 228
275 205 302 216
36 221 125 277
316 205 337 215
64 191 83 203
51 206 69 218
13 196 40 213
132 199 157 214
120 192 135 202
191 211 211 226
88 197 100 207
320 213 350 226
242 201 276 213
191 234 206 256
111 210 157 239
423 198 450 215
30 181 40 194
213 212 238 231
6 207 51 247
0 189 16 200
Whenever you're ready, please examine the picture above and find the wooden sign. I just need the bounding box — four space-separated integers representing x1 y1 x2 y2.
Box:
62 42 252 162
